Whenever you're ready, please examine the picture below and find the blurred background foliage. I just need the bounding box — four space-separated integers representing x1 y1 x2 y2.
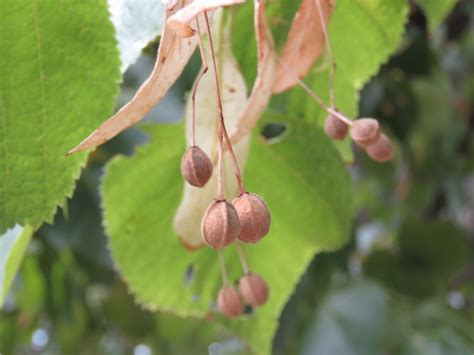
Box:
1 1 474 354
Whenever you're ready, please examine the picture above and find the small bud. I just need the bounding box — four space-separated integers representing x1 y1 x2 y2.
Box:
366 133 393 162
180 146 213 187
201 200 240 249
350 118 380 148
324 114 348 140
217 286 243 318
232 193 271 243
239 273 269 307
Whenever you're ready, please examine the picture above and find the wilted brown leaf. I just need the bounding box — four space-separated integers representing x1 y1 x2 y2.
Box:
68 0 197 155
273 0 335 94
227 0 277 146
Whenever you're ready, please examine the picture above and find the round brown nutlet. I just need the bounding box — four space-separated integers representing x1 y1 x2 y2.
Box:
180 146 213 187
324 114 348 140
239 273 269 307
367 133 393 162
232 193 271 243
201 200 240 249
217 285 243 318
350 118 380 148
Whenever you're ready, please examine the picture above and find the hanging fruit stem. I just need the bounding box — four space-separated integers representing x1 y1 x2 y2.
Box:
203 11 246 197
236 242 250 274
218 251 229 285
315 0 336 108
275 55 353 127
191 18 209 147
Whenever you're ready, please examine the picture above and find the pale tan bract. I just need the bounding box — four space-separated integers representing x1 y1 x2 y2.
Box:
68 0 198 155
173 10 250 249
273 0 335 94
166 0 245 36
228 0 277 146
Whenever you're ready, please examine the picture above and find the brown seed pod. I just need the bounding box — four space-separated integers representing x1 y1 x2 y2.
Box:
180 146 213 187
350 118 380 148
324 114 348 140
232 193 271 243
239 273 269 307
217 286 243 318
201 200 240 249
366 133 393 162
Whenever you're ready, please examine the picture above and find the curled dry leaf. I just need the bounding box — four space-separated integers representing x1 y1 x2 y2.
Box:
68 0 197 155
173 11 250 249
167 0 245 37
273 0 336 94
228 0 277 146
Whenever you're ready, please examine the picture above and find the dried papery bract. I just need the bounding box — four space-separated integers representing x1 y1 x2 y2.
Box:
217 285 243 318
273 0 335 93
232 193 271 243
201 200 240 249
175 24 196 38
239 272 269 307
167 0 245 38
324 114 348 140
367 133 393 162
350 118 380 148
68 0 197 155
180 146 213 187
228 0 277 147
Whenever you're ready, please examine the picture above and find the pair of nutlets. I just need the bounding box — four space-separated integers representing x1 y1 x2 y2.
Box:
181 146 271 317
180 146 271 247
324 115 393 162
217 272 268 318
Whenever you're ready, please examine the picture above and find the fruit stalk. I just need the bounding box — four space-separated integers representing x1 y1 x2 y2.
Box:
203 11 246 197
191 18 209 147
275 56 353 126
236 242 250 274
315 0 336 108
218 251 229 285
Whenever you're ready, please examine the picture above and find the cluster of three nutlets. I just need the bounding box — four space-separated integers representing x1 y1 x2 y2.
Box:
324 114 393 161
181 146 271 318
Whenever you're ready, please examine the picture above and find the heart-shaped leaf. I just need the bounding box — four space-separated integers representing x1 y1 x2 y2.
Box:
0 0 120 233
0 225 33 306
102 117 352 354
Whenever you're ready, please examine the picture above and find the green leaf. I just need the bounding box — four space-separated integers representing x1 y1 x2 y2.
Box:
415 0 456 33
364 219 471 299
102 119 352 354
0 0 121 234
0 225 33 306
300 279 390 355
108 0 165 72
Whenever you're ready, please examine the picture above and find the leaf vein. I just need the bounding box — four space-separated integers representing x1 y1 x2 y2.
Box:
32 0 49 213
